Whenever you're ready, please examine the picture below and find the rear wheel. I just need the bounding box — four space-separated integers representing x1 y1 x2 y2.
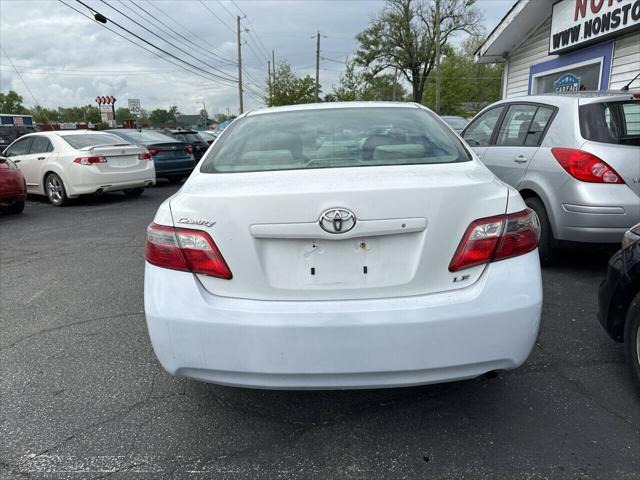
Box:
624 293 640 390
166 175 184 184
123 188 144 198
45 173 68 206
525 196 557 266
6 200 25 214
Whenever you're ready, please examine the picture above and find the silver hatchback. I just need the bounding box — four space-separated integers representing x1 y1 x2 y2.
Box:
462 92 640 264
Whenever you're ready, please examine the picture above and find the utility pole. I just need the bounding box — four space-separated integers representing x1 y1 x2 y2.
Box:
237 15 244 114
434 0 441 114
315 31 321 101
267 60 272 104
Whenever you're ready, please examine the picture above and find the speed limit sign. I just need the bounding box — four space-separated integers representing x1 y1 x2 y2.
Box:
128 98 141 115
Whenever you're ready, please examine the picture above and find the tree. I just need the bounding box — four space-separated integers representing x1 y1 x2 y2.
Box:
266 61 319 107
57 105 101 123
115 107 133 125
148 106 179 128
0 90 28 114
328 61 408 102
30 105 60 123
422 38 503 115
354 0 481 102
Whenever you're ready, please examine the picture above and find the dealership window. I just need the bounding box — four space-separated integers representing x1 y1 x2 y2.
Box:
533 60 602 94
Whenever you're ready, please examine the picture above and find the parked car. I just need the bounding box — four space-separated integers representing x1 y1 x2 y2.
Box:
1 130 155 206
0 156 27 214
106 129 196 183
461 92 640 264
163 130 209 160
599 222 640 388
441 115 469 133
144 102 542 390
0 124 38 151
198 131 218 146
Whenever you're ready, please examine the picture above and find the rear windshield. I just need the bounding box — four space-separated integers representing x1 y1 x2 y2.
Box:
60 133 129 149
173 132 203 143
443 117 469 130
200 107 471 173
580 100 640 146
111 130 177 144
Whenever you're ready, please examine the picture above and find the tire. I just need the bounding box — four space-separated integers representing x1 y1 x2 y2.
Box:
525 196 557 266
6 200 25 214
624 293 640 390
166 176 184 184
123 188 144 198
45 173 68 206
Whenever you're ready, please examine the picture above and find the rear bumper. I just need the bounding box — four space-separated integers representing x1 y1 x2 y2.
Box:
66 163 156 196
144 251 543 390
554 186 640 244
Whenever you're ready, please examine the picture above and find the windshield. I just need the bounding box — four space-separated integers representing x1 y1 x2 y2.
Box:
173 132 204 143
111 129 177 144
60 133 129 149
201 107 471 173
580 100 640 146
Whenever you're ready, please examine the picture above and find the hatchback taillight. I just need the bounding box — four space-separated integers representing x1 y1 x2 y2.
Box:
449 209 540 272
73 156 107 165
551 148 624 184
145 223 232 279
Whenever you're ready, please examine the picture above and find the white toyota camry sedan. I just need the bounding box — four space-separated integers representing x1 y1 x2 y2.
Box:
2 130 155 205
144 102 543 390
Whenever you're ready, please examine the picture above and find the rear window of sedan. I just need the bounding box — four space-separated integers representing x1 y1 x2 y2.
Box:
200 107 471 173
580 100 640 146
173 132 204 143
59 133 129 149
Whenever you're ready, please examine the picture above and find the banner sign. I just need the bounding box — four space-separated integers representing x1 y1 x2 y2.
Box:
550 0 640 55
554 73 582 92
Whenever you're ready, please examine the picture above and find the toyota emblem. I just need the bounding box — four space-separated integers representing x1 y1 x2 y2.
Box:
319 208 356 234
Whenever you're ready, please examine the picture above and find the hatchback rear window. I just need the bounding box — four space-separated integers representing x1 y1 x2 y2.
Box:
201 107 471 173
579 100 640 146
59 133 129 149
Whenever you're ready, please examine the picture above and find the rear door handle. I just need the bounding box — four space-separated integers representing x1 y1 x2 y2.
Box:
514 155 528 163
13 159 20 163
37 156 46 160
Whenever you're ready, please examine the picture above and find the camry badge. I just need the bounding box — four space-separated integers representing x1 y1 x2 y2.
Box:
319 208 356 234
177 217 216 228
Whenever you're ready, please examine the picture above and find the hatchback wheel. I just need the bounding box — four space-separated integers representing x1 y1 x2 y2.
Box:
625 293 640 389
45 173 68 206
525 196 557 266
124 187 144 198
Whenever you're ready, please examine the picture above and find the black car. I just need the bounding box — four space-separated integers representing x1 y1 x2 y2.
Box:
0 125 39 151
106 129 196 183
163 130 209 160
598 222 640 387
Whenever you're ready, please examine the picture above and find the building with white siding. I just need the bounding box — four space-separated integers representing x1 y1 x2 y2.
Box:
476 0 640 98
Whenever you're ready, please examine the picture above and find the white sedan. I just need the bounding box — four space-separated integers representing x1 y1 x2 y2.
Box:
2 130 155 206
144 102 543 390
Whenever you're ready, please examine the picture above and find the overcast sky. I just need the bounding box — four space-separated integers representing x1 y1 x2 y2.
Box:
0 0 514 116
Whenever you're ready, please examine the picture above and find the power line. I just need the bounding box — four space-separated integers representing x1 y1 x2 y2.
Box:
60 0 238 88
227 0 270 62
122 0 236 68
198 0 235 34
143 0 237 66
0 46 49 122
99 0 237 82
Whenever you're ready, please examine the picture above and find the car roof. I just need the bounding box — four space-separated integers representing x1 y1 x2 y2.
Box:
247 101 422 116
17 130 117 139
489 91 636 108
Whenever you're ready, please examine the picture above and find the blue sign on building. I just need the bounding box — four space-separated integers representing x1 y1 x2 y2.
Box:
554 73 581 92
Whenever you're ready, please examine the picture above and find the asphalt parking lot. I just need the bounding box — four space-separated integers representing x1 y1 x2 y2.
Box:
1 184 639 479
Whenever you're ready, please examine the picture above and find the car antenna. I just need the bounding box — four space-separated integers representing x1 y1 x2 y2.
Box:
621 72 640 91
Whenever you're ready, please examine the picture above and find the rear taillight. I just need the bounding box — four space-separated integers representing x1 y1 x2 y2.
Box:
185 145 193 154
138 151 152 160
449 209 540 272
551 148 624 184
145 223 232 279
147 147 162 156
73 156 107 165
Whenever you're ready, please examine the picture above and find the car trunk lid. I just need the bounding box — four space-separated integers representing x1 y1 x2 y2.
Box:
168 162 509 301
